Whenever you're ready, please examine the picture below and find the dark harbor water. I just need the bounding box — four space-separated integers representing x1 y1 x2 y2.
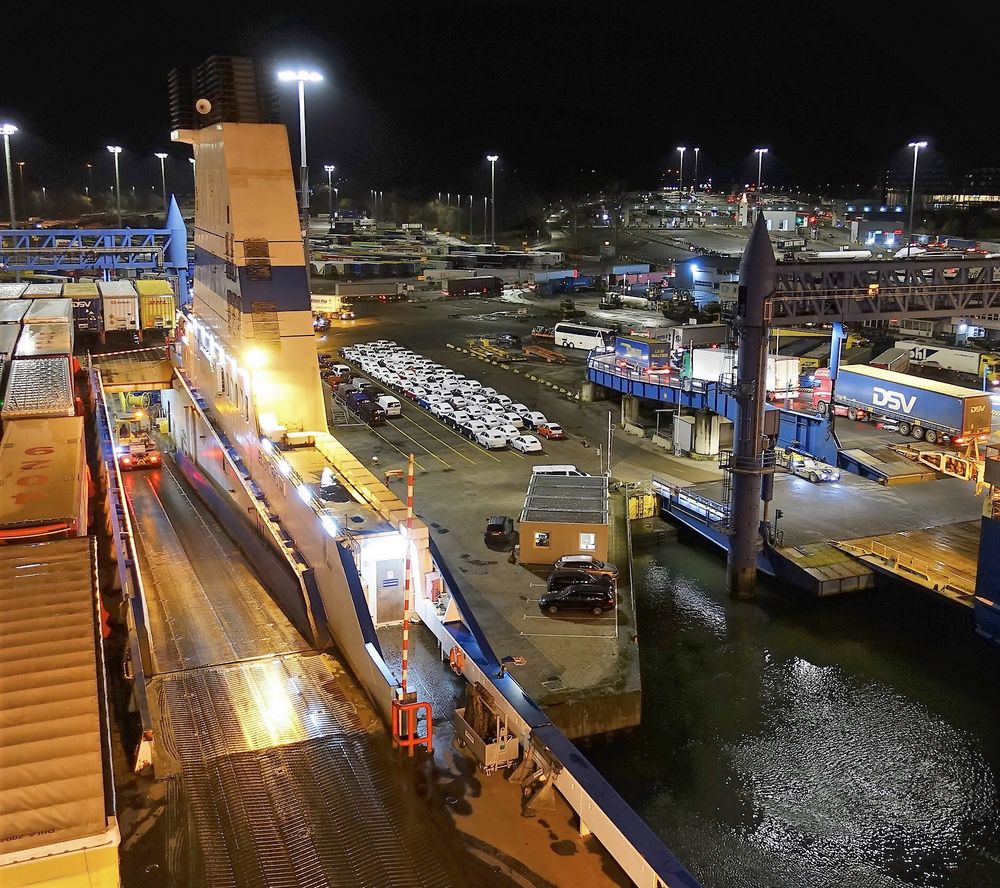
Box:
587 529 1000 888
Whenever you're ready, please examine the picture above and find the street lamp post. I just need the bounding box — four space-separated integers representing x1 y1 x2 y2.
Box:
278 68 323 261
676 147 686 208
17 162 26 219
154 153 168 214
1 123 17 231
486 154 499 245
468 194 472 239
754 147 768 191
106 145 123 226
693 147 700 193
324 164 336 230
907 141 928 253
85 162 93 201
483 196 488 243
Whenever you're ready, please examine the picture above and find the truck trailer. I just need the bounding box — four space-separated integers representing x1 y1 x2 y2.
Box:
690 348 800 400
446 276 502 299
614 336 673 371
894 340 1000 386
668 323 729 353
811 365 992 446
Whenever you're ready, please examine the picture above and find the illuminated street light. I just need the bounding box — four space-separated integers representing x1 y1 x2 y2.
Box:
676 146 686 207
154 152 168 214
84 162 92 200
907 140 928 252
486 154 499 245
277 68 324 258
1 123 17 230
754 147 768 191
107 145 123 226
324 164 336 230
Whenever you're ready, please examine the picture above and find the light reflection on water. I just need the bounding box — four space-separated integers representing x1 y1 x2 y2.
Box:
588 539 1000 888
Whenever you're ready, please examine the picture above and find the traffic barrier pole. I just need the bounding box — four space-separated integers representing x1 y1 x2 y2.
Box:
401 453 414 695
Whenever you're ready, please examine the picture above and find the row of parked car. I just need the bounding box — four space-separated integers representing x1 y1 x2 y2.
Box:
541 555 620 616
337 339 568 452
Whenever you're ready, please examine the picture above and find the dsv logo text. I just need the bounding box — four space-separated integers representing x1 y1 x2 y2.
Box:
872 386 917 414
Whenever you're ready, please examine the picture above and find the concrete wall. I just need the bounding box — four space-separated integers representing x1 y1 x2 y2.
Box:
519 520 609 565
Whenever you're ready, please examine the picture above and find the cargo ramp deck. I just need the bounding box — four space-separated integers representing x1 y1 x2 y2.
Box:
125 455 483 886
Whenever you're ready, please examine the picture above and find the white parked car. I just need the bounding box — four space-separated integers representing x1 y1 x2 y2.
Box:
523 411 548 430
510 402 530 416
450 410 471 428
496 423 521 441
475 429 508 450
431 402 455 419
510 434 543 453
490 394 512 408
462 419 489 439
484 402 507 415
503 412 525 428
482 413 506 428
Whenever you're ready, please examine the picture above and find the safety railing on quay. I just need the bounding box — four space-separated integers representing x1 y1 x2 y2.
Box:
651 475 729 527
418 536 701 888
90 368 156 771
586 351 711 394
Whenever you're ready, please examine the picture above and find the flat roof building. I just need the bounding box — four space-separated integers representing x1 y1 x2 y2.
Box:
518 474 609 565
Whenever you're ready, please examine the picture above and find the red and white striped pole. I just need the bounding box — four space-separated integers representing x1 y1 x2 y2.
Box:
401 452 415 696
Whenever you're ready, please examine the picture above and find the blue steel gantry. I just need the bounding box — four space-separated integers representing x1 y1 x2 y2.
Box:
587 229 1000 640
0 196 190 296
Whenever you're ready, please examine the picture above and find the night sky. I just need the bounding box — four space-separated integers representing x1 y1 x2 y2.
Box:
1 2 994 201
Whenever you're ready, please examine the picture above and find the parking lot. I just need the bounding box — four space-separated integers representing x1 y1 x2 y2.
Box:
315 306 642 733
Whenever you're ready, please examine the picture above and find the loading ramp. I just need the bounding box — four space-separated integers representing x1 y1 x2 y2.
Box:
124 452 473 886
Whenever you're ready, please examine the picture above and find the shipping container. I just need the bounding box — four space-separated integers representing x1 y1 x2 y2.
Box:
691 348 800 399
0 416 87 539
22 283 64 297
611 263 651 275
0 301 29 324
812 365 992 445
102 295 141 332
336 281 402 297
24 298 74 325
0 282 29 299
64 283 102 333
1 356 75 420
0 325 19 358
139 294 176 330
894 339 1000 383
669 323 729 352
0 326 19 397
615 336 673 369
14 323 73 358
0 533 121 887
530 269 578 283
447 276 502 299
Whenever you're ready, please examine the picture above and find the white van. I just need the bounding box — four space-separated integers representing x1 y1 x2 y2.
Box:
531 465 591 477
377 395 402 417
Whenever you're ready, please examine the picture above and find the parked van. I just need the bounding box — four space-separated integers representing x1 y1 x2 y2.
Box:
377 395 402 417
531 465 591 477
357 401 387 426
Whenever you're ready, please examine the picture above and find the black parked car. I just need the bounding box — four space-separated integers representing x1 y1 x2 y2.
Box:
484 515 515 548
546 568 614 592
494 333 522 348
538 583 616 616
